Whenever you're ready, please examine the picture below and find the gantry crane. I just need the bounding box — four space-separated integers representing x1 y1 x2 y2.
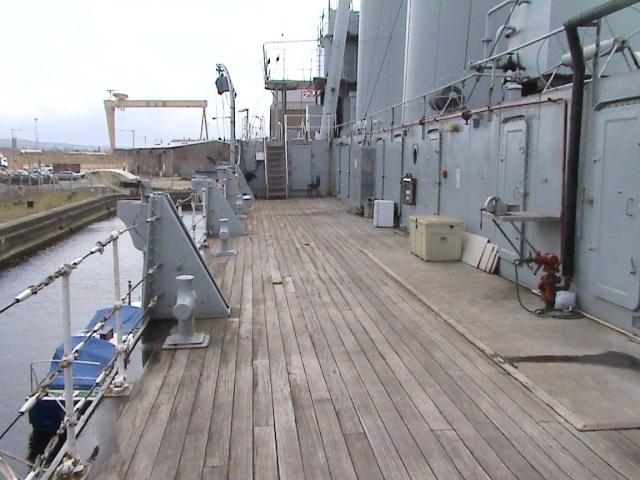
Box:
104 93 208 150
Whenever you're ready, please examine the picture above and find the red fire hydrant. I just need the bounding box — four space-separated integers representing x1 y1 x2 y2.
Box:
532 253 562 311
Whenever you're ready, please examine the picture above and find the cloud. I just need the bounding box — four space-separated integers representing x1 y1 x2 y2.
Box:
0 0 326 146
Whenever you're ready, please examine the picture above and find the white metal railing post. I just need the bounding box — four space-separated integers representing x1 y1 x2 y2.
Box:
191 196 197 242
59 263 81 474
61 265 76 451
201 187 207 224
284 115 290 199
108 231 129 396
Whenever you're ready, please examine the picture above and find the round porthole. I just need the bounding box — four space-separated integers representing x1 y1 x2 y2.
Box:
412 144 419 165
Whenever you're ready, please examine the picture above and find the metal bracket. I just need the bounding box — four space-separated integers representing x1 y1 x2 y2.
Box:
191 178 246 237
117 193 229 319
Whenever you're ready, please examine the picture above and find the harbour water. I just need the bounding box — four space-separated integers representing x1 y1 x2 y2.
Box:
0 217 142 471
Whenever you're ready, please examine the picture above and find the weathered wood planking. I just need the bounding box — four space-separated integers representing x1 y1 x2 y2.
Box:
92 198 640 480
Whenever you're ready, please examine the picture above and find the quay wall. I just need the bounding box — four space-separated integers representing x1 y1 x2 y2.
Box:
0 194 127 267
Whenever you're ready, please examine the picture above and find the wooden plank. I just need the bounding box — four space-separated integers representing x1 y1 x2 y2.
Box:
279 215 427 480
275 214 411 480
434 430 491 480
150 321 214 479
265 215 358 480
175 319 227 480
229 236 254 480
287 216 464 480
331 216 621 479
302 213 527 480
204 317 240 470
336 213 628 480
332 216 588 476
95 350 173 479
256 218 305 480
251 225 273 429
344 433 385 480
92 199 640 480
124 350 190 479
462 231 489 268
254 426 278 480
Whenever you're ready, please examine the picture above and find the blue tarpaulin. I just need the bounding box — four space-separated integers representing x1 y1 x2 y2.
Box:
47 306 143 390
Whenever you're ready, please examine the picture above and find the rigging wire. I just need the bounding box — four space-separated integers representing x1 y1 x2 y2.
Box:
0 220 152 316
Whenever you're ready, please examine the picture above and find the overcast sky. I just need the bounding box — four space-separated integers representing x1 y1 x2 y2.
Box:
1 0 330 147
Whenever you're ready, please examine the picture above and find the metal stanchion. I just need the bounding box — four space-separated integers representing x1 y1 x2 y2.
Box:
190 196 197 242
106 232 130 396
54 264 84 478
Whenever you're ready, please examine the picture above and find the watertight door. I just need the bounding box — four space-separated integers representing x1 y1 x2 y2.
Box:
425 130 441 214
595 106 640 310
497 117 528 261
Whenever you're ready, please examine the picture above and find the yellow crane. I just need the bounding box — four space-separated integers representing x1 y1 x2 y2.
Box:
104 93 208 150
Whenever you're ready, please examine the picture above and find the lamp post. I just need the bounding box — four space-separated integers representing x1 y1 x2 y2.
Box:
120 129 135 148
10 128 22 150
34 118 39 150
215 64 237 171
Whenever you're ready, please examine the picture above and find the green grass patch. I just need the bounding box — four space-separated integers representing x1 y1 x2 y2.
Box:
0 191 98 223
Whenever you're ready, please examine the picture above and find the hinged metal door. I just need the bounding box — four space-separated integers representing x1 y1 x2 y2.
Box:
496 117 528 261
499 117 529 209
425 129 441 214
594 106 640 309
339 143 350 200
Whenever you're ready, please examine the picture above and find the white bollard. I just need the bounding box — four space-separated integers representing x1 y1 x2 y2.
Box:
163 275 210 349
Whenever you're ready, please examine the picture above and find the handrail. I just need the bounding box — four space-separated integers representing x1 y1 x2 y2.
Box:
0 216 159 479
263 138 270 198
332 7 637 135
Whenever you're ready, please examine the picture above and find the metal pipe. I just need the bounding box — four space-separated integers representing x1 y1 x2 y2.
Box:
562 0 640 278
483 0 520 58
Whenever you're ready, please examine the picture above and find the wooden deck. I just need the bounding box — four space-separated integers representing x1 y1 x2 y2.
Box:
95 198 640 479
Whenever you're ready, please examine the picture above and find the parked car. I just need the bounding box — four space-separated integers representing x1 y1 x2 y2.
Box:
10 170 31 185
31 170 52 184
55 171 77 181
40 171 53 183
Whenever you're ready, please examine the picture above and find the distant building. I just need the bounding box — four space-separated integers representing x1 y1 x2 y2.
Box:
115 140 230 179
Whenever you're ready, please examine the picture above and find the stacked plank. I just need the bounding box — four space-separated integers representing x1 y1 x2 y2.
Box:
461 232 499 273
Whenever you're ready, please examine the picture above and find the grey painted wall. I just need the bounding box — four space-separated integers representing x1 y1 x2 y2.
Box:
330 72 640 335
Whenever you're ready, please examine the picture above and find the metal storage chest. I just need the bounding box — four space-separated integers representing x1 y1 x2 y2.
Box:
410 215 463 261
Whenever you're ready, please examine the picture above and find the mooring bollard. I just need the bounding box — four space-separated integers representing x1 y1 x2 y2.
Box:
215 218 237 256
163 275 210 349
